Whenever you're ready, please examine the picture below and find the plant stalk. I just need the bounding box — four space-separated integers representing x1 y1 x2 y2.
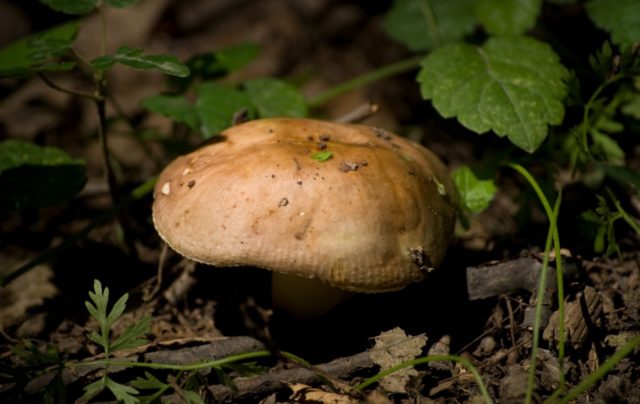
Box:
307 56 422 108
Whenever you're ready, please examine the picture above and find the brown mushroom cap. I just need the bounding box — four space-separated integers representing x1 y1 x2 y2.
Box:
152 118 457 292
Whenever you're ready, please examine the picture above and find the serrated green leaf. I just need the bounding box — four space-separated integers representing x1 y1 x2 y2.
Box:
106 293 128 328
105 377 139 404
182 390 205 404
85 301 98 318
131 372 169 403
586 0 640 49
195 82 255 138
383 0 476 51
418 36 569 152
108 0 137 7
131 372 168 390
0 140 86 214
311 151 333 161
110 315 151 352
92 46 190 77
141 95 199 131
452 165 497 213
82 378 106 402
476 0 542 35
88 332 108 351
0 22 78 78
244 78 308 118
40 0 97 14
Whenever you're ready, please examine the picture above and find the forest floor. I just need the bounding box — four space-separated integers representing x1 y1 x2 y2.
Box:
1 1 639 403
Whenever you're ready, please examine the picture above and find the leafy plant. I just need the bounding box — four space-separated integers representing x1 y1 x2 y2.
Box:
0 0 189 241
82 279 151 402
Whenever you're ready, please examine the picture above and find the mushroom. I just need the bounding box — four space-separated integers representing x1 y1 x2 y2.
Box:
152 118 457 317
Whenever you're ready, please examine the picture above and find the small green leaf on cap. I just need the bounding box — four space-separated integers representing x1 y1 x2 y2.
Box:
311 151 333 162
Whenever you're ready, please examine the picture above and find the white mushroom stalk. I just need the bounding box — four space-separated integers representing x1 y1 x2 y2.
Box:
152 118 457 316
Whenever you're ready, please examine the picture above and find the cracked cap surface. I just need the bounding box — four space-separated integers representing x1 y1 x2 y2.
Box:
152 118 457 292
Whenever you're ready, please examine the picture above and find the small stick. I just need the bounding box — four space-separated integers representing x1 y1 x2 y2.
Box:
334 103 379 124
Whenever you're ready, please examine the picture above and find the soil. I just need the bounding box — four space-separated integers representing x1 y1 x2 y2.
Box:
1 1 639 403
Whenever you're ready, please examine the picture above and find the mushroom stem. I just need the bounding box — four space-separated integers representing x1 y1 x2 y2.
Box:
271 272 354 318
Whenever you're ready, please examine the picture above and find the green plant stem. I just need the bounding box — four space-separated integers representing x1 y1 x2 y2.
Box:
93 71 138 257
608 189 640 235
508 163 566 400
38 73 100 101
524 194 561 404
71 350 304 372
0 177 157 287
307 56 422 107
99 4 107 57
580 75 621 159
552 335 640 403
354 355 492 404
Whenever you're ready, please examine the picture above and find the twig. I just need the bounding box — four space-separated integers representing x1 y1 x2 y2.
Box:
334 103 379 124
207 351 374 402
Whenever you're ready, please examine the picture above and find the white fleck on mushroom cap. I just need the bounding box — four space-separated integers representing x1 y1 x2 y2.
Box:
152 118 457 292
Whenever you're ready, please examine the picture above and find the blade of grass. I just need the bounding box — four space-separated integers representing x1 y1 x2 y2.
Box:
508 163 566 402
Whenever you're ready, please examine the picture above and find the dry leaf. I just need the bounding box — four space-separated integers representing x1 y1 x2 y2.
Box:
289 383 359 404
0 259 57 331
369 327 427 393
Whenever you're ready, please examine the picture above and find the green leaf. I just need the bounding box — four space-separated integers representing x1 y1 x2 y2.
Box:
0 140 86 214
545 0 576 4
40 0 97 14
383 0 476 51
105 377 139 404
88 332 108 351
141 95 199 131
106 293 128 329
181 389 205 404
311 151 333 162
131 372 170 403
244 78 308 118
108 0 137 7
591 131 625 165
86 280 109 325
475 0 542 35
599 164 640 195
418 36 569 152
169 43 260 92
586 0 640 49
0 22 78 78
110 315 151 352
452 165 497 213
92 46 190 77
195 82 254 138
215 43 260 72
82 378 106 402
131 372 168 390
